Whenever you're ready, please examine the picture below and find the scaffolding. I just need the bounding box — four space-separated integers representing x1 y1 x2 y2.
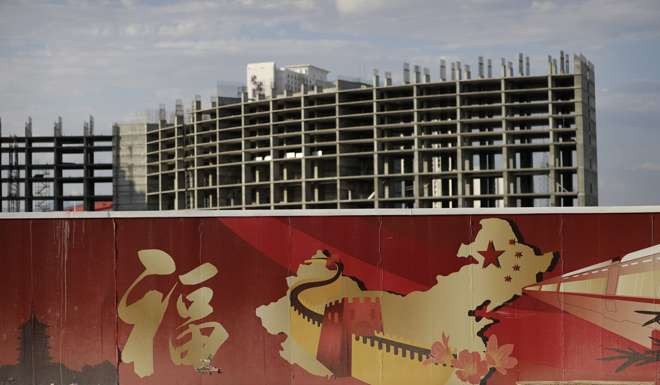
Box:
7 137 20 212
0 116 113 212
33 170 52 212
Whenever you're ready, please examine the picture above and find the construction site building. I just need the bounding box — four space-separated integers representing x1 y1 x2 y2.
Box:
0 117 113 212
113 122 154 210
146 53 597 210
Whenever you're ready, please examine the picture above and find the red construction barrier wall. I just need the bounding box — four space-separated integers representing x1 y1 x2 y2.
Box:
0 212 658 385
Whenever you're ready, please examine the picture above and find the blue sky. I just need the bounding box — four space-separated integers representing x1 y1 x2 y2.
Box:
1 0 659 204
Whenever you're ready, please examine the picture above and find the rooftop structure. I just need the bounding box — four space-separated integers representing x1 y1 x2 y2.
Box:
247 62 332 100
146 52 597 210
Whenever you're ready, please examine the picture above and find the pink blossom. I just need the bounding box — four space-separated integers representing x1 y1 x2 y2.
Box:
452 350 488 384
423 333 453 366
485 335 518 375
325 254 341 270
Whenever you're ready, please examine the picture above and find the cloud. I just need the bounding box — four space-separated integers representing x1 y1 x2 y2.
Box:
530 0 557 12
119 0 135 9
1 0 660 204
158 22 198 37
154 37 362 56
335 0 404 15
88 25 114 37
122 23 152 36
322 0 660 50
598 81 660 114
152 1 219 14
239 0 319 11
637 162 660 172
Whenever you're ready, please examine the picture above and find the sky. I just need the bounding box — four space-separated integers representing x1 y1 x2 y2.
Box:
0 0 659 205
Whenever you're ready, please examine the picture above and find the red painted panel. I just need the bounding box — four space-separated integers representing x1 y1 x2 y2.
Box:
0 213 657 385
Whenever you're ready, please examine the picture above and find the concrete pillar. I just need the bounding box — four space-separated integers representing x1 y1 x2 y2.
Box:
440 59 447 81
403 63 410 84
525 56 530 76
24 138 33 212
83 135 94 211
385 72 392 86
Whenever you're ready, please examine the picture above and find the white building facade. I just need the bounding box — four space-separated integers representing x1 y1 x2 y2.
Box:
246 62 331 100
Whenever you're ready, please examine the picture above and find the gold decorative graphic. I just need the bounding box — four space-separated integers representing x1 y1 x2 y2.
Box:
257 218 554 385
119 249 228 378
118 250 177 378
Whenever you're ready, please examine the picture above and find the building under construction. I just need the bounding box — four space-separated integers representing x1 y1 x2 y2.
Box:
146 52 597 210
0 117 113 212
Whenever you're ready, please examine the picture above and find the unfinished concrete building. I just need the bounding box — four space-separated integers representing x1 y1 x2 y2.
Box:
0 117 113 211
146 53 597 210
113 122 154 210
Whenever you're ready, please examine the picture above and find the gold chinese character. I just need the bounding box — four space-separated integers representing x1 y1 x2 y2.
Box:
169 264 229 368
118 249 227 377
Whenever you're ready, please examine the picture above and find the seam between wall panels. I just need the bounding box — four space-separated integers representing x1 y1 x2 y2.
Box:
113 218 119 385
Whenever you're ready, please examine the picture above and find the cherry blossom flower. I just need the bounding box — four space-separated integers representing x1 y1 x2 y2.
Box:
325 254 341 270
423 333 453 366
485 335 518 375
452 350 488 384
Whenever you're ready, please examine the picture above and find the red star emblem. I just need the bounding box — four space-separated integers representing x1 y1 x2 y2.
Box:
504 275 512 282
508 239 516 245
512 264 521 272
479 241 504 269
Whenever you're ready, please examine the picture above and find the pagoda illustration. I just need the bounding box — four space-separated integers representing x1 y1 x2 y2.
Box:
0 312 117 385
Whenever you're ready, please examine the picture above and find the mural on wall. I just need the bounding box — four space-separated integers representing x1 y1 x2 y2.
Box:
0 214 657 385
524 244 660 375
0 313 117 385
256 218 554 385
118 249 228 378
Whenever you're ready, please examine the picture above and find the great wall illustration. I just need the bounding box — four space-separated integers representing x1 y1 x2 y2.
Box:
257 218 557 385
287 258 452 384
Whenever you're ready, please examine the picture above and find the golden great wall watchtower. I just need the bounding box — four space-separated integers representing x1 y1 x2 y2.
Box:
289 267 454 385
